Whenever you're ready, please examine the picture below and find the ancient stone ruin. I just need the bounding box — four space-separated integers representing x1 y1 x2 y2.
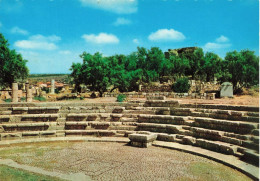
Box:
0 96 258 179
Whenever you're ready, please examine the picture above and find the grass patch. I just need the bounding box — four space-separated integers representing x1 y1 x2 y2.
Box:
117 94 127 102
20 97 26 102
183 162 251 181
33 96 46 102
0 165 63 181
4 98 12 103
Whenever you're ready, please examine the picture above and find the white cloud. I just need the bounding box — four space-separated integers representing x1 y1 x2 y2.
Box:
216 35 229 43
29 34 61 42
133 38 139 44
79 0 137 14
203 35 231 51
59 50 71 55
14 34 61 50
148 28 186 41
82 33 119 44
11 26 29 35
113 17 132 26
204 42 231 50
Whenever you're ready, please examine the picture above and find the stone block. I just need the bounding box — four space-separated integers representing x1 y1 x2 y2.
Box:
112 107 125 113
220 82 233 98
129 133 157 148
182 136 196 145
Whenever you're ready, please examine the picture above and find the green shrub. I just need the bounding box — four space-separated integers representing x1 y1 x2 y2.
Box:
55 89 60 94
4 98 12 103
20 97 26 102
80 96 84 100
117 94 126 102
172 77 190 93
33 96 46 102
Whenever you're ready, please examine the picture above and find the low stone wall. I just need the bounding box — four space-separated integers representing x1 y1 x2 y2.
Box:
104 92 216 99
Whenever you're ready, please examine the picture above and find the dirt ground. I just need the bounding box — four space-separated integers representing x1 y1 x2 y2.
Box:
52 95 259 106
0 94 259 106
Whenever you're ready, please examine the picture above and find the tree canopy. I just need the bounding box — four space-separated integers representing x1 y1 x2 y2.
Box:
70 46 259 95
0 33 29 88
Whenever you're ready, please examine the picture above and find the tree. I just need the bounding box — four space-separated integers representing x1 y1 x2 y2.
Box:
0 33 29 88
107 55 130 92
168 54 190 79
203 52 222 82
77 52 110 97
69 62 83 92
181 47 204 79
224 50 259 91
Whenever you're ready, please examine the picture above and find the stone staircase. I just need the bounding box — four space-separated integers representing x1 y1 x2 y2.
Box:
0 100 258 166
133 100 259 166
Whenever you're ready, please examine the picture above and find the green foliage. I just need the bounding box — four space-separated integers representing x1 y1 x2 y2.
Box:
181 48 204 79
70 47 259 95
33 96 46 101
0 33 29 88
20 97 26 102
117 94 127 102
42 87 50 94
4 98 12 102
172 77 191 93
80 96 84 100
203 52 223 82
0 165 62 181
55 89 60 94
223 50 259 91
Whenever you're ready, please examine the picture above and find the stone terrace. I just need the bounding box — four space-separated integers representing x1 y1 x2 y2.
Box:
0 100 258 167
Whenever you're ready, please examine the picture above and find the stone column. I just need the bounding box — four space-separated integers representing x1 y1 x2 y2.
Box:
12 83 18 102
26 89 32 102
51 79 55 94
25 82 32 102
22 83 26 91
25 82 29 92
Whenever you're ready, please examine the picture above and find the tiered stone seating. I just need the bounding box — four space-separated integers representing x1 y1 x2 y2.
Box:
0 100 258 166
0 105 61 140
132 100 259 165
63 104 140 137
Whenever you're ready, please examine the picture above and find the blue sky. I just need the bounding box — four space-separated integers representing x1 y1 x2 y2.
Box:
0 0 258 74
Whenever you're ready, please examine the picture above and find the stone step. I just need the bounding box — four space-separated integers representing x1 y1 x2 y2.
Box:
0 111 12 115
120 118 137 122
0 130 59 140
136 123 182 134
171 108 259 123
0 122 51 132
108 126 136 131
124 110 156 114
0 114 59 123
251 129 259 136
144 100 180 107
180 104 259 112
65 130 117 137
65 121 137 131
247 112 259 117
242 149 259 166
12 107 60 114
0 107 12 111
138 114 259 134
138 114 188 125
193 117 258 134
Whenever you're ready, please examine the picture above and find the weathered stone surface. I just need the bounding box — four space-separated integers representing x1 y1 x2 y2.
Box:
112 107 125 113
182 136 196 145
129 133 157 148
220 82 233 98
